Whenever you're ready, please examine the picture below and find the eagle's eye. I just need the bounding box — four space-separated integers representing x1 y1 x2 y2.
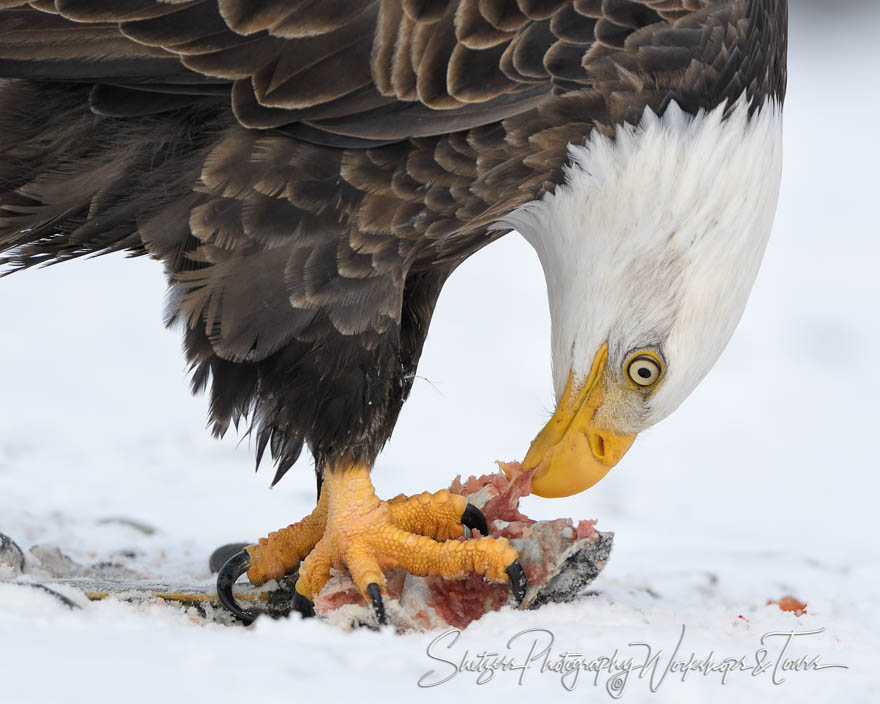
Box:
626 353 664 389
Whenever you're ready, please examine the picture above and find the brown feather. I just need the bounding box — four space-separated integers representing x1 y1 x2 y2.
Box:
456 0 515 49
0 0 789 475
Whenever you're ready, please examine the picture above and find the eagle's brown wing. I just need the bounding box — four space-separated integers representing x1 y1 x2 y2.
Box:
0 1 726 142
0 0 784 477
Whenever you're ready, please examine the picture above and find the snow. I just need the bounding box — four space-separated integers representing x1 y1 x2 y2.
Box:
1 5 878 703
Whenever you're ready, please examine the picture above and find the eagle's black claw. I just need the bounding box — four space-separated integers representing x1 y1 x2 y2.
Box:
461 503 489 537
209 542 252 574
292 589 315 619
216 550 257 626
506 560 528 606
367 583 387 625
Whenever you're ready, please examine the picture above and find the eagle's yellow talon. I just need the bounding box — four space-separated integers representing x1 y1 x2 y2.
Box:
245 492 328 586
293 580 313 601
387 487 472 540
245 460 521 613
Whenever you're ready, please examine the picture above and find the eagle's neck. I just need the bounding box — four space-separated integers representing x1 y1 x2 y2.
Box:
501 98 784 424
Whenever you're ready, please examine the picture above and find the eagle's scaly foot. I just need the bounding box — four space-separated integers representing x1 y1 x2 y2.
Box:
293 462 522 626
245 491 328 586
387 490 488 539
217 461 525 625
216 493 328 625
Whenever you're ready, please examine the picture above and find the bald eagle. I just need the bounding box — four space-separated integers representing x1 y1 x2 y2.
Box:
0 0 787 625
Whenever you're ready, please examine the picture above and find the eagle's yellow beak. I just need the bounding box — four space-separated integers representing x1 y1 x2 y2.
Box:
510 343 636 498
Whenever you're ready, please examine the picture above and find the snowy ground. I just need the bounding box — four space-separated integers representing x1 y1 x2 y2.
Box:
1 5 878 704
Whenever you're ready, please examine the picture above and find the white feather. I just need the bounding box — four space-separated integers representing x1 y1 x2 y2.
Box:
497 97 784 433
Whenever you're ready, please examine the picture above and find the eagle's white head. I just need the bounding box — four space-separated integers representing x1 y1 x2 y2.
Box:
498 97 784 497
